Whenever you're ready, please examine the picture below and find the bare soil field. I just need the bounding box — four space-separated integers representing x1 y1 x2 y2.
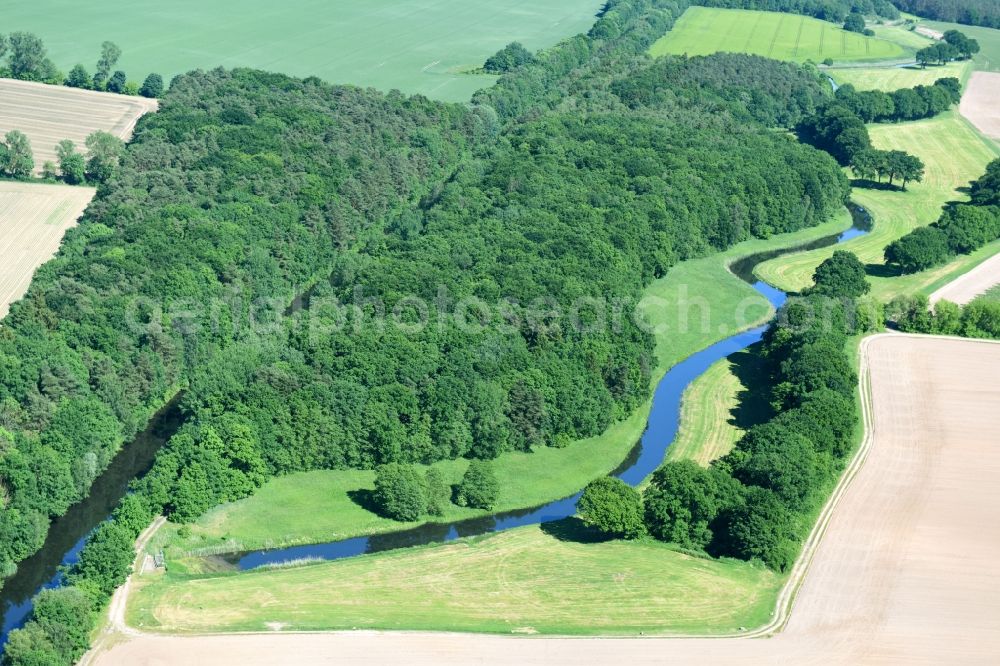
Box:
960 71 1000 142
92 334 1000 664
0 181 95 318
930 250 1000 304
0 79 157 172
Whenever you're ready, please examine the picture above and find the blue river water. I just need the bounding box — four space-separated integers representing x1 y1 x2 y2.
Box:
0 205 870 649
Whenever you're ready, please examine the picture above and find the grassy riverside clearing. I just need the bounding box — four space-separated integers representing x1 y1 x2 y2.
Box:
130 526 781 635
649 7 906 63
755 111 999 300
152 211 854 564
666 348 771 466
4 0 603 102
830 60 971 90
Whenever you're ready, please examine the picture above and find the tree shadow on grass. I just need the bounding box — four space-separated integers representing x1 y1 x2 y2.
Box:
866 262 903 278
539 517 614 544
727 345 773 431
346 488 383 516
849 178 903 192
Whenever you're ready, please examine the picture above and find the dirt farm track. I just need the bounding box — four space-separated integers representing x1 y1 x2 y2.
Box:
92 334 1000 665
0 79 156 172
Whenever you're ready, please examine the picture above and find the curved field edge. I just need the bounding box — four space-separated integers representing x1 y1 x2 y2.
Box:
151 211 854 563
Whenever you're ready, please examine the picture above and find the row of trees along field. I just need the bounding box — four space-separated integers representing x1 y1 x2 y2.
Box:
892 0 1000 28
698 0 900 22
917 29 981 65
884 159 1000 272
576 251 878 568
1 1 857 662
0 33 162 97
794 70 973 189
0 130 126 184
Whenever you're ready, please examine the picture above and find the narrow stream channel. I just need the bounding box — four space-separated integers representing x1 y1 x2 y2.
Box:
0 203 871 646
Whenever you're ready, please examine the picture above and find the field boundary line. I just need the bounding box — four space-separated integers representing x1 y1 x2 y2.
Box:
767 12 785 58
792 16 805 57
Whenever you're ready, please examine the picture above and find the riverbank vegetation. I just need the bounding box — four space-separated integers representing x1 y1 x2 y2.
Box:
2 0 863 660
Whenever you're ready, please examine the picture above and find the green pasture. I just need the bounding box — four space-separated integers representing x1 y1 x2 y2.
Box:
649 7 907 63
831 60 971 91
131 524 782 635
3 0 604 101
755 111 999 301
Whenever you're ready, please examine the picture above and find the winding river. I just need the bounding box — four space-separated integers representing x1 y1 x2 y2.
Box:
0 204 870 647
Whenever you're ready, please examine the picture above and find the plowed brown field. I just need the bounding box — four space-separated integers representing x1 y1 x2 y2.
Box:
0 78 156 173
0 181 95 318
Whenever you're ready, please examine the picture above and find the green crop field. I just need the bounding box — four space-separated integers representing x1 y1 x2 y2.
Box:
831 60 971 91
3 0 604 102
755 111 999 301
131 524 782 635
649 7 907 63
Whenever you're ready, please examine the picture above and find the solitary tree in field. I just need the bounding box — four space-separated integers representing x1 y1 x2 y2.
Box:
56 139 85 184
94 41 121 90
455 459 499 510
139 73 164 98
372 462 427 521
84 131 125 183
2 130 34 178
843 13 866 33
809 250 871 298
576 476 643 538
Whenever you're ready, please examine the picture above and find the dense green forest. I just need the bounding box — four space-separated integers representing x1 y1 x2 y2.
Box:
891 0 1000 28
1 1 858 662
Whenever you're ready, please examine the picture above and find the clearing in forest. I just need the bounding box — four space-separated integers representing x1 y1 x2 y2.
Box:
649 7 906 63
0 181 95 319
0 79 156 173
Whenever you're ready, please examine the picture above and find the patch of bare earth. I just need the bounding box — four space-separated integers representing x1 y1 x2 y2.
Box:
0 78 157 173
960 71 1000 142
930 251 1000 304
92 334 1000 664
0 181 95 318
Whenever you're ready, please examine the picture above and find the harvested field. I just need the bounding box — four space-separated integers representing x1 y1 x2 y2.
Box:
930 250 1000 304
94 334 1000 664
0 181 95 318
0 79 156 173
960 71 1000 142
